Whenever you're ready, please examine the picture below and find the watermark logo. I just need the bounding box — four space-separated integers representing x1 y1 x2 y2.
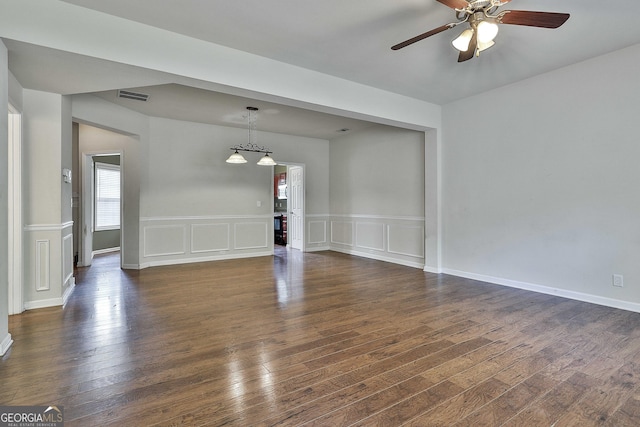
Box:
0 406 63 427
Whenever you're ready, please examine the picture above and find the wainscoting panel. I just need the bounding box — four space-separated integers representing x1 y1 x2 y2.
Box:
388 224 425 258
140 215 272 268
144 225 187 257
35 239 51 291
329 215 425 269
24 222 73 310
356 222 385 251
191 224 230 253
330 221 354 246
63 233 74 284
234 222 268 250
308 221 327 245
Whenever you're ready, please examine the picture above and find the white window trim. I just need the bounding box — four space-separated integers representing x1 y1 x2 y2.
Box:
94 161 121 232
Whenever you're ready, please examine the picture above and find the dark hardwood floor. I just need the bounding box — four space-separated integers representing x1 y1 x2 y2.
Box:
3 249 640 426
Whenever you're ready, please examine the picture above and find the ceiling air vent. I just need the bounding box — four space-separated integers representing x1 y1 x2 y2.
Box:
117 89 149 102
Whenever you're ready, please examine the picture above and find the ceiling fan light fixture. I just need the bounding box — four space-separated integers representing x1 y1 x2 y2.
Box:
476 19 499 44
478 40 495 52
452 28 474 52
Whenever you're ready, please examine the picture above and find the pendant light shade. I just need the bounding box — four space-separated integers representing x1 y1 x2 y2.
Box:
226 150 248 164
257 153 276 166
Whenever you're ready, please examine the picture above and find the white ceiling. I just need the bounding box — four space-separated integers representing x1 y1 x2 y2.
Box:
6 0 640 138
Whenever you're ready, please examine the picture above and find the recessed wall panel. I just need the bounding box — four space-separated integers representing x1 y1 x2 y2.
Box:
144 225 186 257
330 221 353 246
191 223 230 253
234 222 268 249
63 233 73 283
35 239 50 291
356 222 385 251
308 221 327 244
388 225 425 258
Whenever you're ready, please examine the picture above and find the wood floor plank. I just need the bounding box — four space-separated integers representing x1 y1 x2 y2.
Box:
3 250 640 426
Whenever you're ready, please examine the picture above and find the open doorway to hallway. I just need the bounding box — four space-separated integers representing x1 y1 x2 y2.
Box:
272 163 305 252
74 123 127 271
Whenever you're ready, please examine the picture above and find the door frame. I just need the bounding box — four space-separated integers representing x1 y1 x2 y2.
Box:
286 163 305 251
272 162 306 251
79 150 123 268
7 103 23 315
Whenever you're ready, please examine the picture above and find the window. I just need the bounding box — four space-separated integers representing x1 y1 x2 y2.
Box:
95 162 120 231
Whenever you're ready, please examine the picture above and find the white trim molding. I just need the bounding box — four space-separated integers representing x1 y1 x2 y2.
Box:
92 247 121 256
35 239 51 291
62 277 76 307
0 333 13 357
24 221 74 232
24 297 64 311
140 215 272 268
443 268 640 314
329 214 425 269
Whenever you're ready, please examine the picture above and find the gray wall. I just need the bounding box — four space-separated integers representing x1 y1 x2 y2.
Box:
330 125 425 216
73 94 145 269
22 89 74 309
441 43 640 308
138 116 331 266
329 124 426 267
0 41 10 353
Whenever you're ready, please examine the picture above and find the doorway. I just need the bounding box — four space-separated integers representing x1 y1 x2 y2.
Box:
78 151 123 268
272 163 305 251
288 165 304 251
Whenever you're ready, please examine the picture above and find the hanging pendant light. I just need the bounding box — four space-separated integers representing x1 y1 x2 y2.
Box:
257 153 276 166
226 149 247 164
226 106 276 166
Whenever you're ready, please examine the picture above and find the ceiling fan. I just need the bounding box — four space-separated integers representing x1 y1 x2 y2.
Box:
391 0 570 62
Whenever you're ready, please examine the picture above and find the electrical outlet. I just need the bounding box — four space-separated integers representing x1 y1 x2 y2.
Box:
613 274 624 287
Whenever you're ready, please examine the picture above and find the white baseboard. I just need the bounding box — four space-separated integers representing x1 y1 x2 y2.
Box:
306 246 330 252
0 333 13 356
92 247 120 256
443 268 640 314
423 265 442 274
139 251 274 269
62 278 76 307
24 297 64 311
330 247 424 269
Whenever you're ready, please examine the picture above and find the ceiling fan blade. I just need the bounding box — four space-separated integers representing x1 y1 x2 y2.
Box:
498 10 570 28
436 0 469 10
457 30 477 62
391 24 455 50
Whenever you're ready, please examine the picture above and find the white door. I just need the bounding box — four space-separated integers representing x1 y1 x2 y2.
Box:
288 166 304 251
80 155 95 267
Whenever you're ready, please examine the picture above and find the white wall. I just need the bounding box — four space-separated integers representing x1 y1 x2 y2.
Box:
329 125 426 268
0 40 12 355
442 43 640 311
